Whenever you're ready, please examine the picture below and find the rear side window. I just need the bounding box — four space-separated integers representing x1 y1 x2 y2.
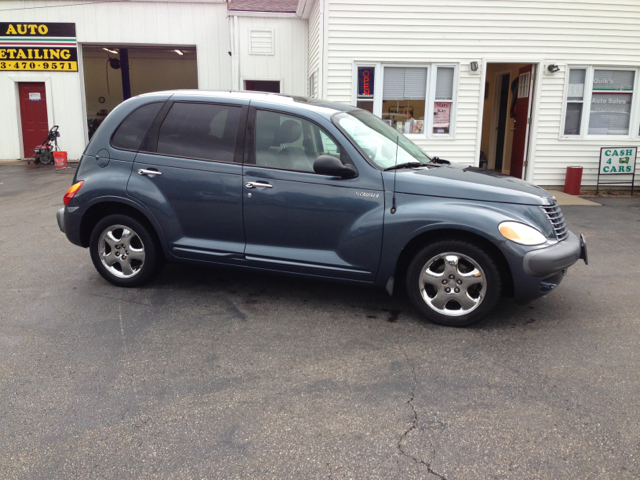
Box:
111 102 163 151
156 103 241 162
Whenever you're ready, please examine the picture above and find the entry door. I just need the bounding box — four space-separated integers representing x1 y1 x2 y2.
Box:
127 100 248 264
242 108 384 282
494 74 510 172
510 65 533 179
18 82 48 158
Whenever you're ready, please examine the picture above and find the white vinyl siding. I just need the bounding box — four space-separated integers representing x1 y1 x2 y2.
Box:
237 16 308 96
324 0 640 186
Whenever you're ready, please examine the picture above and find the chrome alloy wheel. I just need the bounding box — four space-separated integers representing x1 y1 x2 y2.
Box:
419 252 487 317
98 225 146 279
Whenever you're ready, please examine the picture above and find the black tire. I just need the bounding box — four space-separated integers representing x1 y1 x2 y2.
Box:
39 150 53 165
89 214 164 287
406 239 502 327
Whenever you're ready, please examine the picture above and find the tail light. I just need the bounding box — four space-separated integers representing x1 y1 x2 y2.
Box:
63 181 84 206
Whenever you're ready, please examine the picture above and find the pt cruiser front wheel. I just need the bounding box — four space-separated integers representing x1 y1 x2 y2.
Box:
406 240 502 327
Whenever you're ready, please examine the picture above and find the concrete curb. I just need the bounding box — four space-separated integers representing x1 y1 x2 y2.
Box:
546 190 601 206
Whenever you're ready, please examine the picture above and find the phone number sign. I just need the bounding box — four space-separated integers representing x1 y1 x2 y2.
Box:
0 22 77 72
599 147 637 175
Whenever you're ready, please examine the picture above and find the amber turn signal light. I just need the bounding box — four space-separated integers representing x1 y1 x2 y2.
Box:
63 181 84 206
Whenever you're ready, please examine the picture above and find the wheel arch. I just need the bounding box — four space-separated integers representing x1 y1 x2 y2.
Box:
393 228 514 298
79 199 167 259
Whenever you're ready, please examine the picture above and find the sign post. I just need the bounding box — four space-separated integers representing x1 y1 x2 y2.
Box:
0 22 77 72
597 147 637 195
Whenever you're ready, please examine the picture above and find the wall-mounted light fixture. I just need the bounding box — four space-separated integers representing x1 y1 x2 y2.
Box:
470 61 479 72
175 49 184 55
547 64 560 73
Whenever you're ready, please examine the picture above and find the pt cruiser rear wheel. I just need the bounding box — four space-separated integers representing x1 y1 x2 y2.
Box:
406 240 502 327
89 214 162 287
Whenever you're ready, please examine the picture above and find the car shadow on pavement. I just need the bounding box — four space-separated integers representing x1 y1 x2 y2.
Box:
144 262 536 330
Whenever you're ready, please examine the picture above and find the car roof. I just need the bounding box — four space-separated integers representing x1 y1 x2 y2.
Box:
140 89 358 116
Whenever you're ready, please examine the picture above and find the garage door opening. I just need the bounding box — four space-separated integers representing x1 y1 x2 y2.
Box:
82 45 198 139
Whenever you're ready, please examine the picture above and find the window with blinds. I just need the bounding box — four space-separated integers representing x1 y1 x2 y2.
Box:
563 67 637 136
354 63 458 137
382 67 427 134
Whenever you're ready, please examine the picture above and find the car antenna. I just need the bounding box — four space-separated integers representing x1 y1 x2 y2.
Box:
390 135 399 214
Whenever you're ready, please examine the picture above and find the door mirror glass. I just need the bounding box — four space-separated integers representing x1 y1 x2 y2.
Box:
313 155 357 178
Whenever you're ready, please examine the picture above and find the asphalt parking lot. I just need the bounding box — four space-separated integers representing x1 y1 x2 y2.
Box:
1 164 639 479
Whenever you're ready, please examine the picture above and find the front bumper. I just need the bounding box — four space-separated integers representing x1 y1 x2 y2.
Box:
523 232 585 277
513 231 587 304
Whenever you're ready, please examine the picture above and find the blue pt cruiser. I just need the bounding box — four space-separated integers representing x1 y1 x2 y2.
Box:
57 91 587 327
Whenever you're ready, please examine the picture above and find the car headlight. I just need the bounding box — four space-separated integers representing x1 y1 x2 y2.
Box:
498 221 547 246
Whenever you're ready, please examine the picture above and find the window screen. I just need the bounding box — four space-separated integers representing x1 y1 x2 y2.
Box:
156 103 241 162
434 67 455 134
111 102 163 151
435 67 454 100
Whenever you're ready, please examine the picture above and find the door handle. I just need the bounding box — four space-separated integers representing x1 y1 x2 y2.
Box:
138 168 162 176
510 128 516 131
245 181 273 189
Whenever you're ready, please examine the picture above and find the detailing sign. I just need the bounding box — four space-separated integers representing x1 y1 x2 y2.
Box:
0 23 77 71
599 147 637 175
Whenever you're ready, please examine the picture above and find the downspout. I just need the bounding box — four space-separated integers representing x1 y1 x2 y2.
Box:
234 15 241 90
228 13 240 90
319 0 325 99
228 13 235 89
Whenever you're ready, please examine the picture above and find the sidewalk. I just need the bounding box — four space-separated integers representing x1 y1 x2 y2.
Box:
546 189 601 206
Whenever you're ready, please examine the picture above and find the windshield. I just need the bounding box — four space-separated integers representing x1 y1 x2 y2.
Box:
334 110 431 170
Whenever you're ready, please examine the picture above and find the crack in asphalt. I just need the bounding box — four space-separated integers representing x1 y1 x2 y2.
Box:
397 345 448 480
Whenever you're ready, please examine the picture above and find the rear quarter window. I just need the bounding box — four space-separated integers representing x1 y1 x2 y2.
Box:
110 102 164 151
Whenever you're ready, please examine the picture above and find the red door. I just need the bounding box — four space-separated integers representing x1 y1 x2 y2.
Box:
18 83 49 159
509 65 532 179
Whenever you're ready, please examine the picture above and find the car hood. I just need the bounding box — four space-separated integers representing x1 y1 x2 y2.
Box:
393 164 554 206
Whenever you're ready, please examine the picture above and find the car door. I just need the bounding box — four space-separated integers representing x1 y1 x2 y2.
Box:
127 96 248 265
242 105 384 282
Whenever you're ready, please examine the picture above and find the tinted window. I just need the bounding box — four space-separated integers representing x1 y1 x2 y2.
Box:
111 102 163 151
255 110 344 172
157 103 241 162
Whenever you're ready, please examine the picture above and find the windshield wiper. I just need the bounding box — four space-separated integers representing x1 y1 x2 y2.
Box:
384 161 425 171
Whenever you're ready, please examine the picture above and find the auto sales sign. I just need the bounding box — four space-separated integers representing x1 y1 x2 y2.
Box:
0 23 77 72
599 147 637 175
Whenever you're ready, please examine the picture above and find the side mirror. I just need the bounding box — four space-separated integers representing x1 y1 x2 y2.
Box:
313 155 357 178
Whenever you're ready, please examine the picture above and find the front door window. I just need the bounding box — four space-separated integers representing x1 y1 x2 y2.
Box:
254 110 344 172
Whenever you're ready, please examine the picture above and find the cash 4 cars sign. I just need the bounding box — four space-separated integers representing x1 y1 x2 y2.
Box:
0 23 77 72
599 147 637 174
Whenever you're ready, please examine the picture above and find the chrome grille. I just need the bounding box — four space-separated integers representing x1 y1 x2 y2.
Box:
541 203 568 241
